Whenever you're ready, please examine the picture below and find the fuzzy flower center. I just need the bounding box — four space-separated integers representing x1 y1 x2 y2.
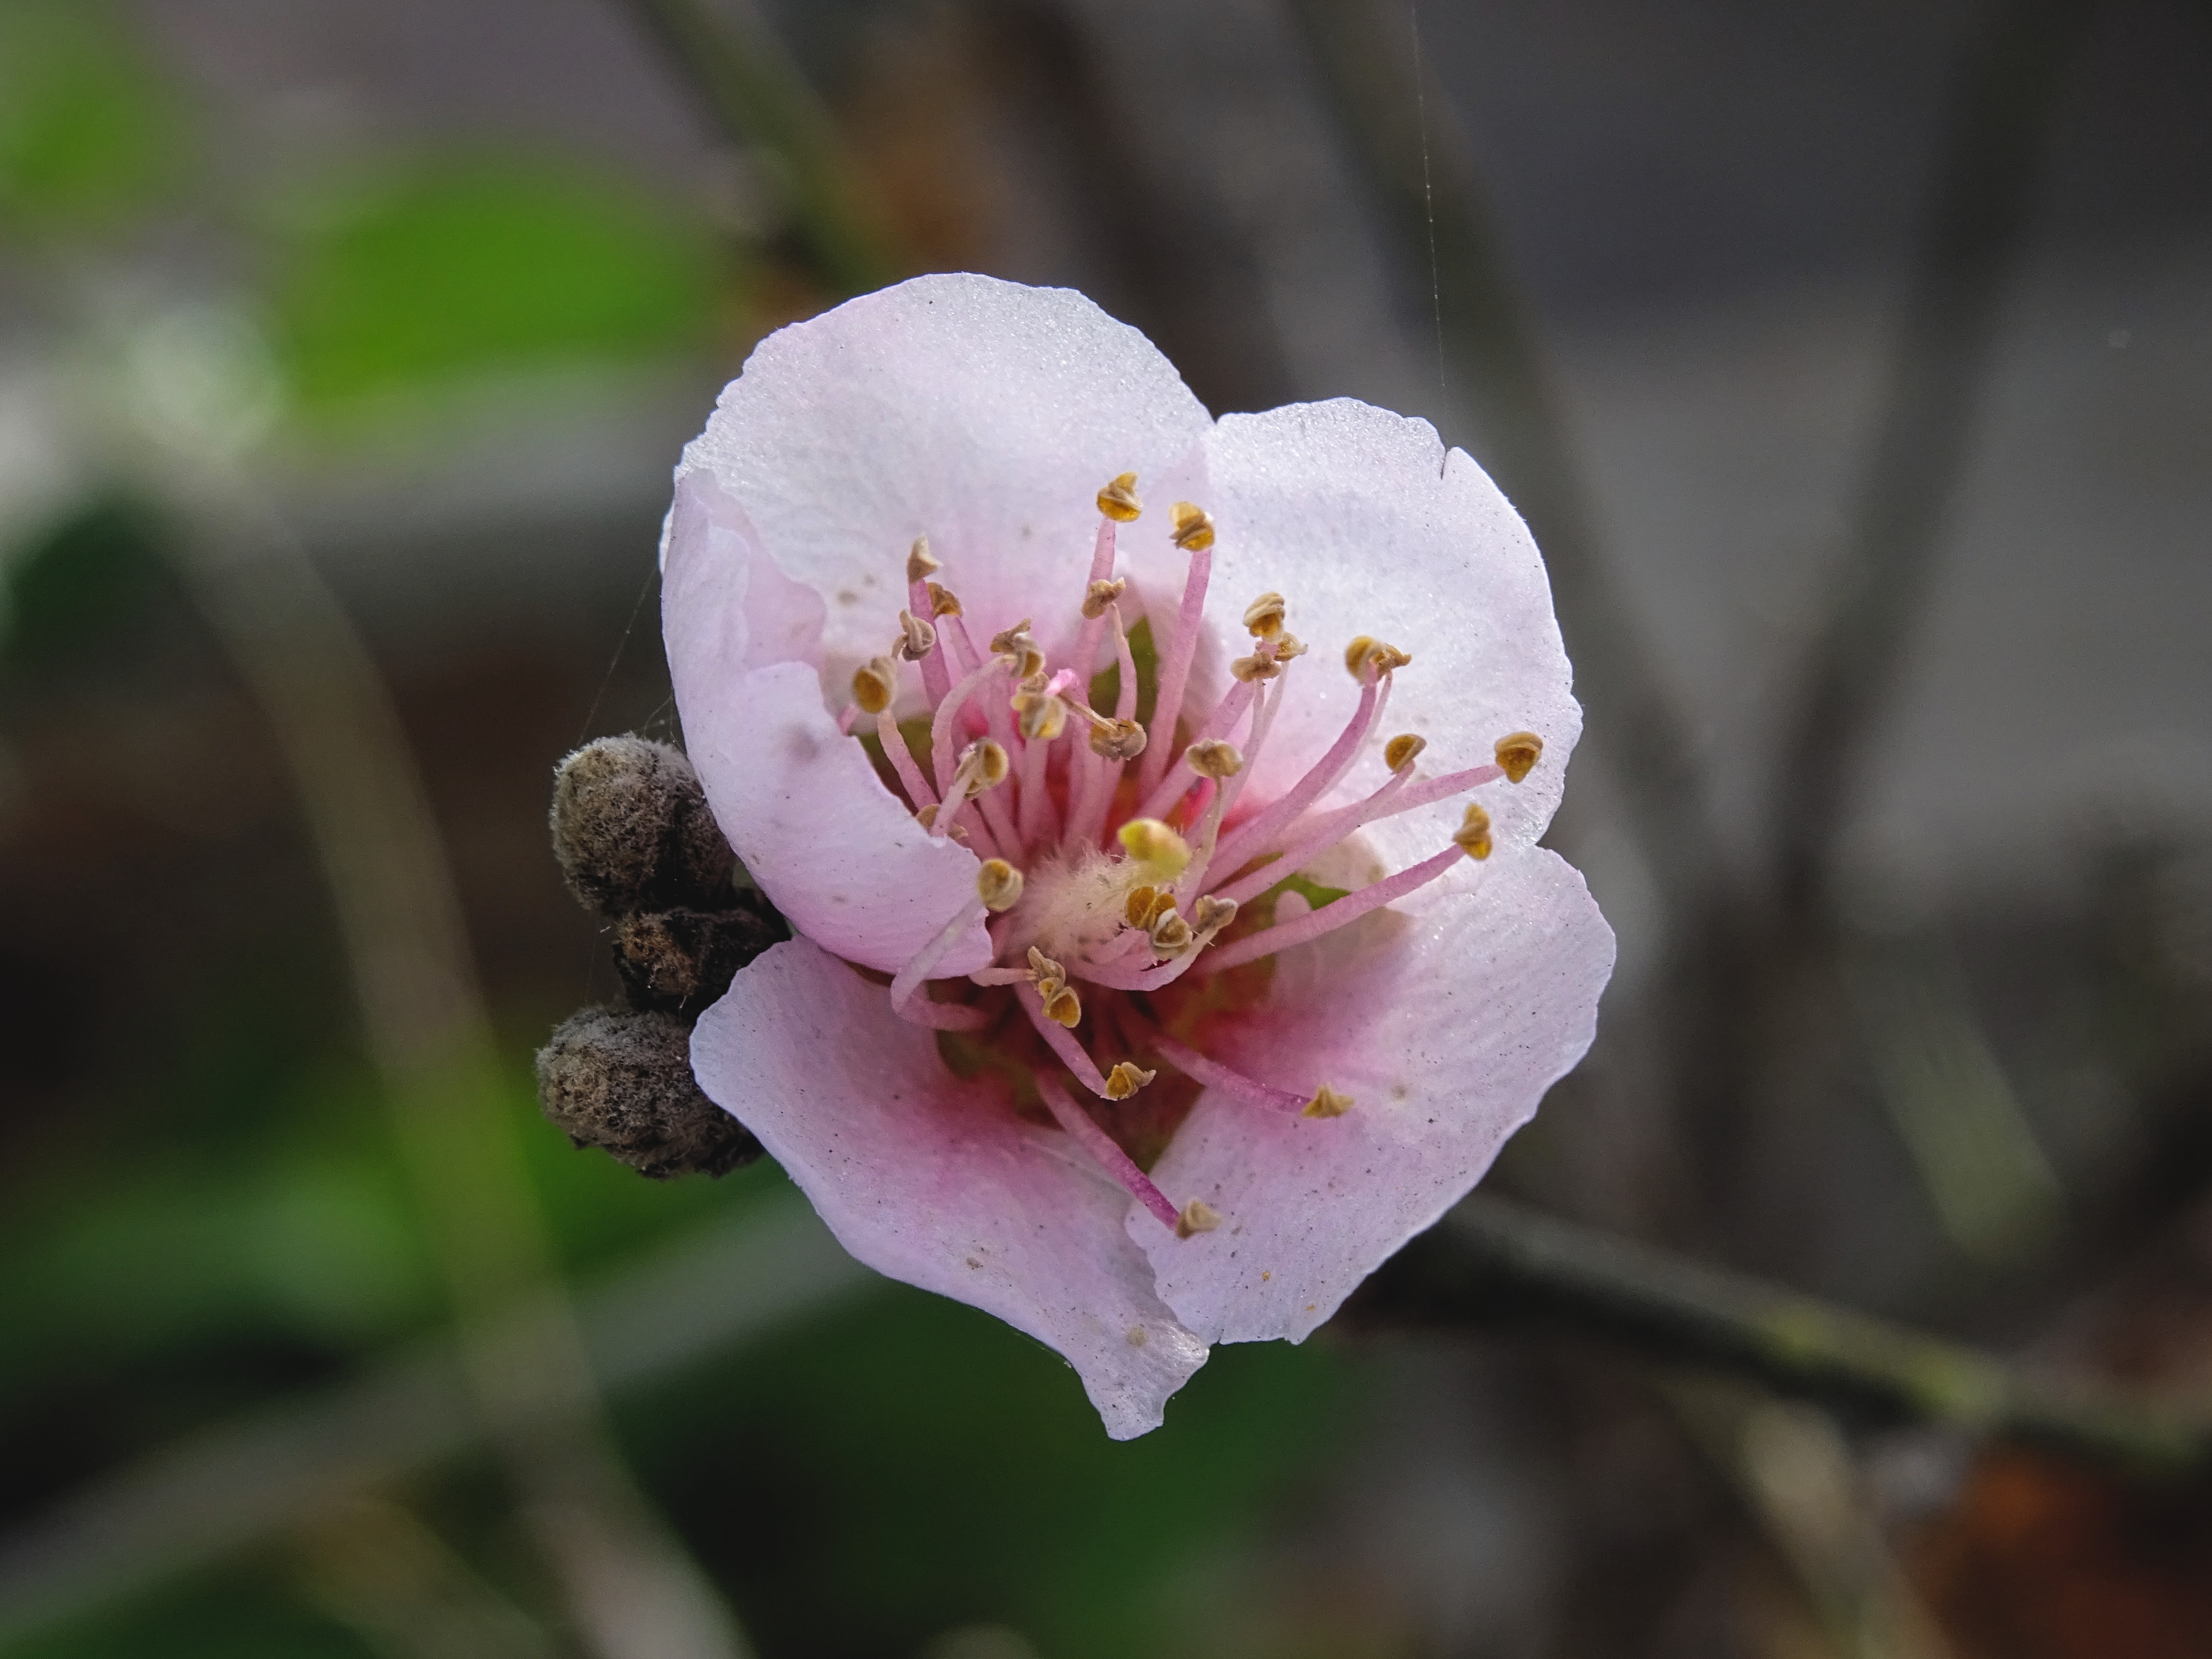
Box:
841 472 1543 1239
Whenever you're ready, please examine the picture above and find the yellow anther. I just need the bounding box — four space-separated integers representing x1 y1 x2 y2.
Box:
1148 909 1193 954
1169 502 1216 552
1271 632 1309 660
1124 885 1159 928
989 621 1045 678
1027 946 1066 994
926 580 963 617
1494 731 1543 784
1082 577 1128 620
1185 738 1244 779
1089 718 1147 762
896 608 937 661
1118 818 1191 878
1242 591 1286 638
1302 1086 1354 1118
1097 472 1143 522
1043 984 1083 1028
852 656 896 715
1176 1199 1222 1239
1104 1061 1157 1100
1384 733 1427 772
1454 802 1493 861
975 859 1025 911
906 536 941 583
1013 690 1067 742
1190 894 1238 932
1344 635 1414 680
1231 653 1283 683
964 738 1011 789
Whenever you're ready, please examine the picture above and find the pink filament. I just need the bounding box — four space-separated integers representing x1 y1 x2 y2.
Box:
1017 981 1112 1099
1204 844 1469 973
1146 1030 1311 1115
1209 671 1388 879
875 706 937 810
1209 762 1504 909
1035 1073 1181 1231
1135 540 1214 800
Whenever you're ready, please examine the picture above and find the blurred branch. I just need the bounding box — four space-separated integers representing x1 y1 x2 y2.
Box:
610 0 897 294
0 1194 867 1650
1770 0 2090 921
171 476 751 1659
1284 0 1723 922
1380 1193 2211 1476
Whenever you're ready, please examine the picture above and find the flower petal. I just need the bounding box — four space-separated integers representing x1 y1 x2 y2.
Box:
1132 846 1615 1345
1199 400 1580 856
677 273 1214 693
664 472 990 975
694 937 1210 1438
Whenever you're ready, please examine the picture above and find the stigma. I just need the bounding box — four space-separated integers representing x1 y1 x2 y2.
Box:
859 474 1544 1237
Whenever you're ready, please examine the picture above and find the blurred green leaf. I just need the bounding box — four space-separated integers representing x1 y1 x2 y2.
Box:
0 0 180 228
269 156 725 411
0 498 170 664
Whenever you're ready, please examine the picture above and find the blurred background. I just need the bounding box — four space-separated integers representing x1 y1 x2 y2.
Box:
2 0 2210 1653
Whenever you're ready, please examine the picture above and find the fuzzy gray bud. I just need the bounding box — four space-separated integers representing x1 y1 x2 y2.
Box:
550 736 735 916
536 1006 762 1179
613 901 785 1020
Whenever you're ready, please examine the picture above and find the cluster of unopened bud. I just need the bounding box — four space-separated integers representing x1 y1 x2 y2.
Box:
539 736 782 1180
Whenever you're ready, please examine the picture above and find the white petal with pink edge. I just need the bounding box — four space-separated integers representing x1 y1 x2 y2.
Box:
675 273 1215 696
664 472 991 976
1129 846 1615 1345
692 937 1211 1438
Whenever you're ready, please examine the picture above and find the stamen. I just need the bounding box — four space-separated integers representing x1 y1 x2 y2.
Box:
1176 1201 1221 1239
905 537 941 582
1096 472 1143 522
851 656 896 715
1243 591 1286 638
1147 1029 1310 1115
1384 733 1427 772
1303 1086 1355 1118
1034 1072 1180 1231
1215 762 1506 905
1103 1060 1156 1100
926 580 962 617
1129 680 1257 825
1185 739 1243 780
1088 718 1145 762
1454 802 1493 861
1231 652 1282 683
1495 731 1544 783
1202 842 1473 973
1343 636 1413 679
1082 578 1126 619
904 540 952 704
1207 669 1388 881
930 661 1003 797
1135 504 1217 799
889 862 1019 1031
896 608 936 661
1017 981 1114 1097
931 738 1012 841
875 706 937 812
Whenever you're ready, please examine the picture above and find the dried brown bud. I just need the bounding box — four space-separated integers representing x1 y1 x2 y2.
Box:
536 1006 762 1179
612 901 785 1020
550 736 736 916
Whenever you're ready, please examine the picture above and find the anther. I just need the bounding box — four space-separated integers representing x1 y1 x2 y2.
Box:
1104 1061 1157 1100
975 858 1024 912
852 656 896 714
1043 984 1083 1027
1176 1199 1222 1239
1190 894 1238 932
1027 945 1067 997
1385 733 1427 772
1124 886 1177 931
1495 731 1543 783
990 620 1046 678
1243 591 1286 638
926 580 963 617
913 803 968 840
1303 1086 1354 1119
1082 577 1127 620
906 536 941 582
1118 818 1191 879
1185 738 1244 779
1344 636 1413 680
1148 908 1193 954
1097 472 1143 522
1271 632 1309 660
1169 502 1215 552
896 608 936 661
1013 689 1067 742
966 738 1010 789
1089 718 1147 762
1454 802 1493 861
1231 653 1283 683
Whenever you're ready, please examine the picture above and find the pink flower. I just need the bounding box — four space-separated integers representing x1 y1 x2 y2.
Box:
664 274 1613 1438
